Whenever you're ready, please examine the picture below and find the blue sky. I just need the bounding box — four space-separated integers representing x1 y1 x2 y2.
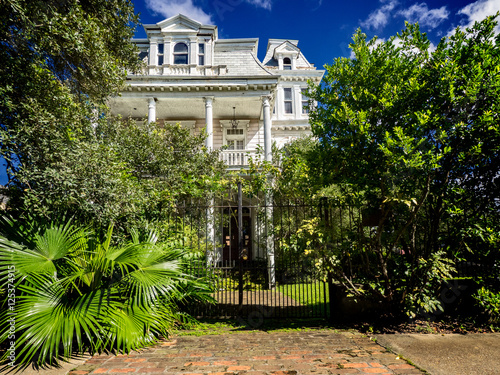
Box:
132 0 500 66
1 0 499 185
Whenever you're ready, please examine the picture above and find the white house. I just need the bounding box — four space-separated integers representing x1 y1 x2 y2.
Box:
109 13 324 169
109 14 324 266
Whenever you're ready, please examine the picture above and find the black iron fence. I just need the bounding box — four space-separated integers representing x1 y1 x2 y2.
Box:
186 260 328 320
165 186 497 321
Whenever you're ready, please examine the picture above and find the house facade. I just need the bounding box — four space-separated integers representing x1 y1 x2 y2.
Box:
109 14 324 267
109 14 324 169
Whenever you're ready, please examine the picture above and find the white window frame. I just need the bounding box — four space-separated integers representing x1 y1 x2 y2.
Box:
284 87 293 114
157 43 164 66
198 43 205 66
173 42 189 65
283 57 292 70
224 128 246 150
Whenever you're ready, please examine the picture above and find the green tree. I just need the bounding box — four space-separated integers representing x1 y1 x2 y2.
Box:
0 0 139 216
308 16 500 316
9 118 226 234
0 1 226 232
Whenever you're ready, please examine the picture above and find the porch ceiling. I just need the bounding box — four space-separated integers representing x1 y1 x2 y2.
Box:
108 95 268 121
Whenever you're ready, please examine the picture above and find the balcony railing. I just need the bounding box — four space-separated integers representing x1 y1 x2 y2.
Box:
128 64 227 76
220 150 262 168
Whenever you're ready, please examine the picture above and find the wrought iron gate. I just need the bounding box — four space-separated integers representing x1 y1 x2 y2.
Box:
182 183 330 320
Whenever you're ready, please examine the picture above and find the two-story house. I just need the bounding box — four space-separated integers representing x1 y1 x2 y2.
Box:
108 14 324 265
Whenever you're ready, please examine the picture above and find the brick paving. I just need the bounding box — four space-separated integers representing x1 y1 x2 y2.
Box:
68 330 426 375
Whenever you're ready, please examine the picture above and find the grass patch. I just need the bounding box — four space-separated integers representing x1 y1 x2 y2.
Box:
278 281 330 316
173 318 339 336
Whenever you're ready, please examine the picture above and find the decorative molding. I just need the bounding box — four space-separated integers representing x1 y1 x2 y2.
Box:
274 125 311 131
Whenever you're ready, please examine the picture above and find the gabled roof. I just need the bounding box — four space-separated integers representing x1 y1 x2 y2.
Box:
273 41 301 60
143 14 218 39
262 39 313 68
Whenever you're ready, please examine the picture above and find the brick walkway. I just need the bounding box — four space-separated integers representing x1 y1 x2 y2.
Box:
69 330 425 375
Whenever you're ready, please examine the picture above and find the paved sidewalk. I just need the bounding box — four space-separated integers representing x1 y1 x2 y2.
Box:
375 333 500 375
66 330 424 375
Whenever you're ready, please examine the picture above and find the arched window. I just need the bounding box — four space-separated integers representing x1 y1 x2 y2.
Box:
283 57 292 70
173 42 188 64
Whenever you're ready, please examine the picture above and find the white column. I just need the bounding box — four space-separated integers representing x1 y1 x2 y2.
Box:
149 40 157 75
164 38 171 65
262 95 275 287
266 189 275 288
148 97 156 124
276 87 284 120
190 38 197 74
206 39 213 66
278 53 283 70
294 86 302 120
204 97 214 150
262 95 272 163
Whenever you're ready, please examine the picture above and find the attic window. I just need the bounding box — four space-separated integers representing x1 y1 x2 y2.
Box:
283 57 292 70
174 43 188 64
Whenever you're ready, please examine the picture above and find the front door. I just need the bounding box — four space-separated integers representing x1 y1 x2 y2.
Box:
222 208 252 263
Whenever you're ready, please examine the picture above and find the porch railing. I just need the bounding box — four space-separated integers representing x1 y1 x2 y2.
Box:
128 64 228 76
220 150 261 167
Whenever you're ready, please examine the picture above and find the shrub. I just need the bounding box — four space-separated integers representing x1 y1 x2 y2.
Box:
0 218 212 368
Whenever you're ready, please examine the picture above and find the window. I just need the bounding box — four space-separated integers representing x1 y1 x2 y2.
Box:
284 88 293 114
226 128 245 150
173 42 188 64
157 43 164 65
301 89 310 114
198 43 205 65
138 51 148 63
283 57 292 70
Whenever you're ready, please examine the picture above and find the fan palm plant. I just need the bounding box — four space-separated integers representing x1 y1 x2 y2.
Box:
0 218 212 368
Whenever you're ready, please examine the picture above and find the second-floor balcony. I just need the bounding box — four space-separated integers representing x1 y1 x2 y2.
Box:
129 64 228 77
220 150 262 169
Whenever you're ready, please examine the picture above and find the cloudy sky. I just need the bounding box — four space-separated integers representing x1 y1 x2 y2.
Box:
1 0 499 185
133 0 500 67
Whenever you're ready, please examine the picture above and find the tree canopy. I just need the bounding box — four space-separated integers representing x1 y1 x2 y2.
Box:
0 1 225 232
306 15 500 315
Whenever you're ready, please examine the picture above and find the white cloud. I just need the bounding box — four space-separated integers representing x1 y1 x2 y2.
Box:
361 0 399 30
397 3 449 29
458 0 500 32
145 0 213 24
245 0 272 11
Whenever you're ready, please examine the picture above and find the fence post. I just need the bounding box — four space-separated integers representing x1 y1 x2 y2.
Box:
328 272 339 322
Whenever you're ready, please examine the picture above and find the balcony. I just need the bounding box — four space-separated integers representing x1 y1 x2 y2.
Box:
129 64 228 76
220 150 262 169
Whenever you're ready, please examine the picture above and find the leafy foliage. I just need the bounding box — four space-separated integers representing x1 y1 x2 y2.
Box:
474 287 500 324
305 16 500 315
0 218 213 368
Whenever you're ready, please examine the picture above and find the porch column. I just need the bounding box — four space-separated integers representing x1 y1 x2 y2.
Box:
148 97 156 124
266 190 275 288
262 95 272 163
262 95 275 288
204 96 214 150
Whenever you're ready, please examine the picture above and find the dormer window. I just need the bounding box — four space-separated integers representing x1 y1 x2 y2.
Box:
283 57 292 70
173 42 188 64
157 43 164 65
198 43 205 65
